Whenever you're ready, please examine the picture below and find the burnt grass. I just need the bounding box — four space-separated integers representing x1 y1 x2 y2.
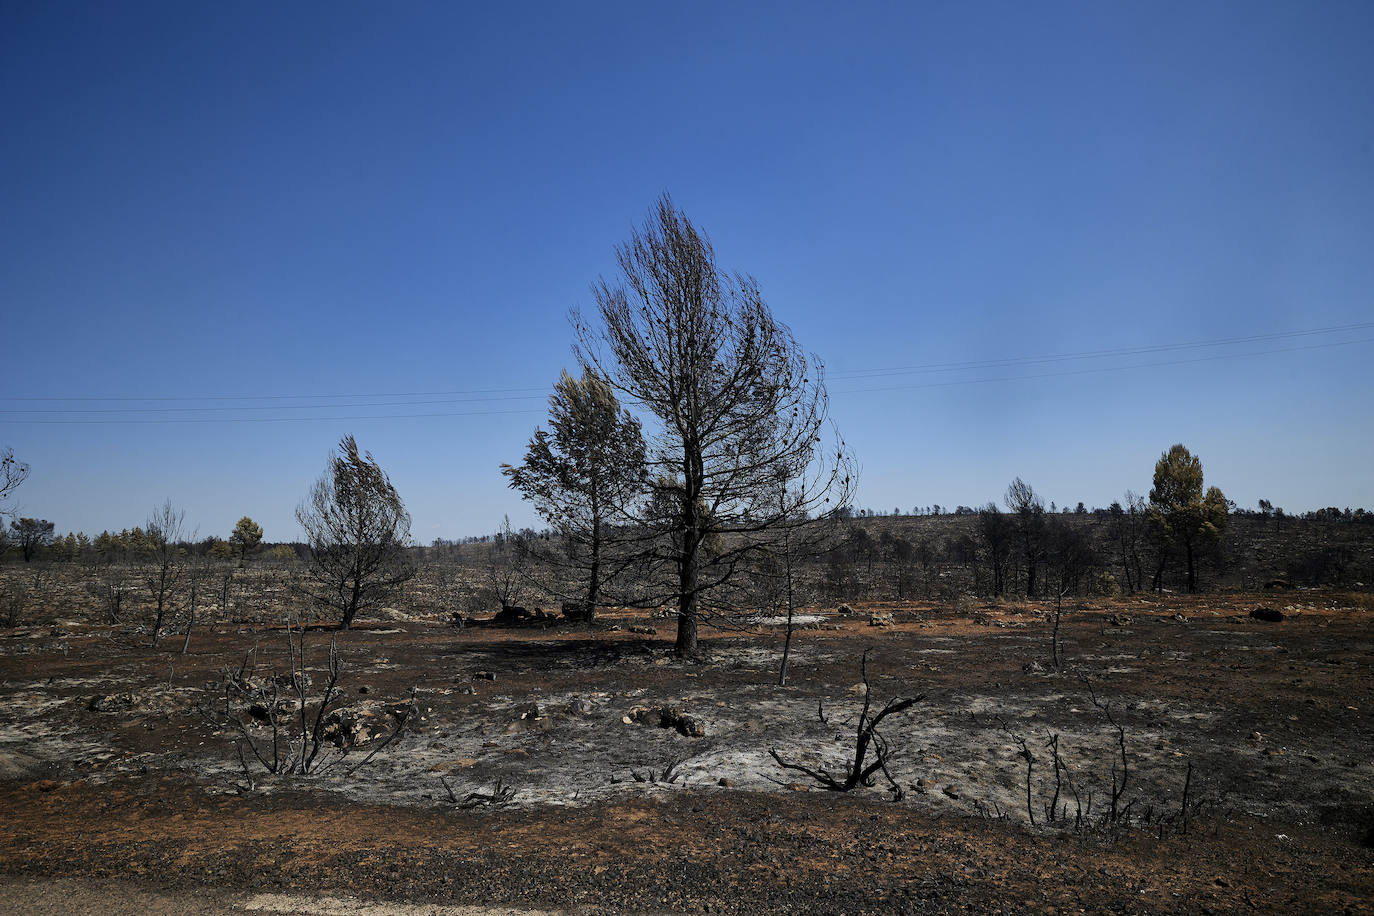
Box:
1 590 1372 913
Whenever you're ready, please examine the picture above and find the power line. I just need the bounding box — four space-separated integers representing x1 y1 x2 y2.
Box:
0 407 547 426
828 321 1374 380
5 322 1368 404
0 385 550 403
1 322 1369 423
831 336 1374 396
0 393 548 415
9 337 1365 424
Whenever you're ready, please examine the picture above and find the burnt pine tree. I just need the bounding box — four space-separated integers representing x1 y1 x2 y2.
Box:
297 435 414 629
10 517 54 562
0 448 29 520
143 501 186 646
1108 491 1147 594
502 369 647 620
977 503 1014 596
574 195 855 655
1005 477 1046 596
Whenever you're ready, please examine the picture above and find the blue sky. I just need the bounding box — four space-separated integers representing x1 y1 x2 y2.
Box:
2 1 1371 542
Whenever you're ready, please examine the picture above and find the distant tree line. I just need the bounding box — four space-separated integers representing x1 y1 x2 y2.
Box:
4 195 1372 645
1 520 301 565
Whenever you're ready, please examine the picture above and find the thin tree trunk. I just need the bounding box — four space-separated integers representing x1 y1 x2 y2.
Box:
587 518 600 622
343 571 362 630
677 454 703 656
1185 538 1197 593
676 584 699 655
1051 587 1064 668
1118 537 1134 594
182 577 197 655
779 529 795 687
151 576 167 647
676 527 700 656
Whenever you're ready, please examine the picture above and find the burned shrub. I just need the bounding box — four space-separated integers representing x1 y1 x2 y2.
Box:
624 705 707 738
491 605 531 626
88 693 135 713
561 600 594 622
320 700 412 749
0 581 30 627
208 620 415 777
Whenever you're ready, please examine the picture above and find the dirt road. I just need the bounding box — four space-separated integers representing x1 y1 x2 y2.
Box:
0 878 554 916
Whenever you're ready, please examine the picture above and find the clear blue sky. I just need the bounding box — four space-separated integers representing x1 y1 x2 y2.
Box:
3 1 1372 542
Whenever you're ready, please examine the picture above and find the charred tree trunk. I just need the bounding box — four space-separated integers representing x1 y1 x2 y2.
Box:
342 569 363 630
1184 536 1197 594
778 528 795 687
587 517 601 621
676 526 700 656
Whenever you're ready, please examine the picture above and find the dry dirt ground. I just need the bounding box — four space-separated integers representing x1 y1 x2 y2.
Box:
1 592 1371 914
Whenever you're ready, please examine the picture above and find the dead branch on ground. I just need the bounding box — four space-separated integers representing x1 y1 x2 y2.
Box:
439 775 516 809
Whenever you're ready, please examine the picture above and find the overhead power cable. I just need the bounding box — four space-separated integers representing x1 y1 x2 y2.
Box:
0 322 1368 424
0 393 548 415
0 385 550 403
828 320 1374 380
0 406 547 426
831 336 1374 396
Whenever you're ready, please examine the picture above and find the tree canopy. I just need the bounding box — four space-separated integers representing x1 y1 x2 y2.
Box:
1148 444 1228 593
574 194 854 654
230 516 264 565
10 517 54 562
297 435 413 629
502 369 647 617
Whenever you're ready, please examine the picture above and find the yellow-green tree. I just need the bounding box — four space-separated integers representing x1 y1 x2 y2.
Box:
229 516 263 566
1147 444 1228 593
124 526 150 557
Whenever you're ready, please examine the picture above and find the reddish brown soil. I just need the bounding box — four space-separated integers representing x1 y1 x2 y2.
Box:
4 775 1370 914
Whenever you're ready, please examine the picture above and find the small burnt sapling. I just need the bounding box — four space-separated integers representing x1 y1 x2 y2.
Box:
1044 732 1085 828
984 714 1038 826
181 555 210 656
974 681 1206 835
976 717 1083 827
144 501 187 646
770 648 923 799
1086 678 1132 824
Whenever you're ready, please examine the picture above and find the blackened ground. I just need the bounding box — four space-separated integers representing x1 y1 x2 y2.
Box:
1 590 1372 914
